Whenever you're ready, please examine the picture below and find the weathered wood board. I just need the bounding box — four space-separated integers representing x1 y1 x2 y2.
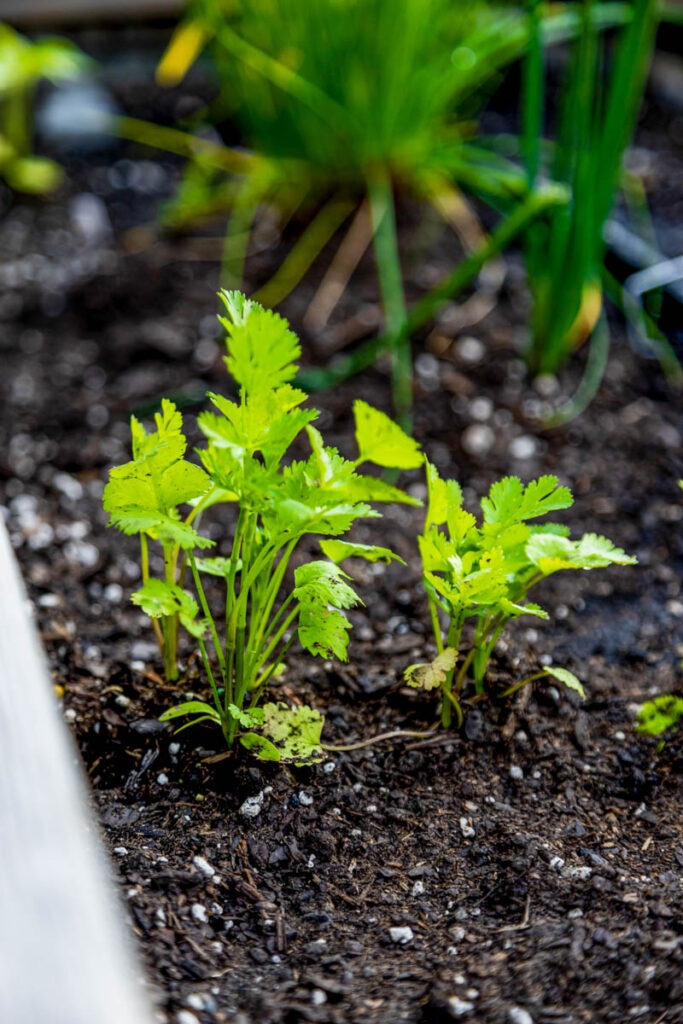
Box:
0 0 182 24
0 518 153 1024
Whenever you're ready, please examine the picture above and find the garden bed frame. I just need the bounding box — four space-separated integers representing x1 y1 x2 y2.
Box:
0 517 152 1024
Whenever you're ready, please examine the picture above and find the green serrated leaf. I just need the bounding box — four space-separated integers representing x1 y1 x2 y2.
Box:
404 648 458 690
319 539 405 566
526 532 636 573
219 292 300 394
132 580 206 638
425 461 463 529
195 555 241 577
228 704 264 728
482 475 573 531
260 703 325 764
353 400 422 469
294 561 361 609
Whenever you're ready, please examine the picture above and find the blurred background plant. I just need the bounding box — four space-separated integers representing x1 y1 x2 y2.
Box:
136 0 589 426
520 0 682 420
0 23 90 193
112 0 681 426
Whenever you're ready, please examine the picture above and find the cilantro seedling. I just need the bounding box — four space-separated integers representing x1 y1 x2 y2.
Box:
104 291 419 759
410 463 636 727
636 695 683 745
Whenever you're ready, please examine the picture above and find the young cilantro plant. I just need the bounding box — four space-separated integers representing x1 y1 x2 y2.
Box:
636 695 683 745
104 291 420 760
408 464 637 727
103 399 213 681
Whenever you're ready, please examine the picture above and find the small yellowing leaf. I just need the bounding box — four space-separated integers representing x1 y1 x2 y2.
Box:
404 647 458 690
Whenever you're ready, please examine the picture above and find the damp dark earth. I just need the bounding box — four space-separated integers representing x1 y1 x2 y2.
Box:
1 34 683 1024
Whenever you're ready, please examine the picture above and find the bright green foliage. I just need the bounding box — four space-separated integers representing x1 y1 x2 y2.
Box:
636 695 683 741
104 291 415 756
415 463 636 727
103 399 212 681
319 539 406 566
240 703 325 765
0 24 89 192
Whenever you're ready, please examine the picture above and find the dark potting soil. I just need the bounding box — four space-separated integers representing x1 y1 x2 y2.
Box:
1 59 682 1024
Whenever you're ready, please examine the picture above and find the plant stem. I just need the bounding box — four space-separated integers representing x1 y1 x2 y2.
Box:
368 169 411 429
140 534 164 652
162 545 178 681
190 555 229 694
501 670 549 697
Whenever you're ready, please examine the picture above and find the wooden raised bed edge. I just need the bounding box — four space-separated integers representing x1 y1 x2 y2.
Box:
0 517 153 1024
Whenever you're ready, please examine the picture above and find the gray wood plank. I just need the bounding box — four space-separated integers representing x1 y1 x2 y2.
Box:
0 518 153 1024
0 0 182 24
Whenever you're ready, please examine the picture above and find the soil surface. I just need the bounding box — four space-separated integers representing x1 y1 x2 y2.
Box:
1 39 682 1024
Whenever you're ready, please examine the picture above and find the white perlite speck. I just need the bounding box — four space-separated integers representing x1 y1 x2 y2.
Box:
239 792 264 818
192 855 215 877
448 996 475 1017
299 791 314 806
509 765 524 780
389 926 414 944
191 904 208 924
508 1008 535 1024
459 817 475 839
176 1013 199 1024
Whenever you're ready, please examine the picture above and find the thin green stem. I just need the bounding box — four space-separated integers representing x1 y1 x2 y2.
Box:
190 555 228 692
368 170 411 429
162 545 178 681
501 670 549 698
141 534 164 652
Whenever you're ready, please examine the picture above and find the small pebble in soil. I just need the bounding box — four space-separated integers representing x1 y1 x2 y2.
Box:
193 856 215 878
191 904 208 924
562 865 592 880
550 857 565 871
462 424 494 456
113 847 128 857
568 908 583 919
509 765 524 780
389 926 414 945
299 791 314 806
114 695 130 708
323 761 336 773
157 773 169 786
509 435 537 460
459 817 475 839
311 990 328 1006
64 708 77 723
412 880 425 897
103 582 123 603
175 1012 199 1024
448 996 475 1017
169 742 180 756
455 336 484 362
508 1009 535 1024
239 792 264 818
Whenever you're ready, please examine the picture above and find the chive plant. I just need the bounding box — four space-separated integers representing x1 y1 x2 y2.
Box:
145 0 579 428
103 291 421 759
521 0 659 386
408 462 636 728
